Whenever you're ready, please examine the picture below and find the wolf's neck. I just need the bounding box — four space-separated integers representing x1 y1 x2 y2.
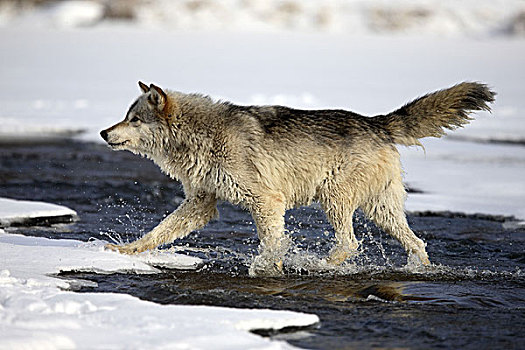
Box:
149 92 226 185
149 136 215 189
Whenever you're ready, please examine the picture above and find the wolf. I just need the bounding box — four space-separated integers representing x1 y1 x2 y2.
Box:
100 81 495 275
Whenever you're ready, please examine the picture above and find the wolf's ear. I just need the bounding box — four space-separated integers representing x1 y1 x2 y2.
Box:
138 81 150 93
149 84 167 109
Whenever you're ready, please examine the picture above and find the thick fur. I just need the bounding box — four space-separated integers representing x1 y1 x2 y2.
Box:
373 82 495 146
101 82 495 275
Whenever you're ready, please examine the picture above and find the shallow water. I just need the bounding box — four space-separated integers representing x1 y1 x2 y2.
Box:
1 141 524 349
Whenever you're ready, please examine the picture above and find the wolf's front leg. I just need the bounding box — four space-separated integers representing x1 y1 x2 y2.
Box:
106 193 217 254
248 195 289 276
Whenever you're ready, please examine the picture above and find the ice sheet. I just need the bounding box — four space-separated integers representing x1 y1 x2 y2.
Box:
0 230 318 349
0 197 77 227
401 138 525 220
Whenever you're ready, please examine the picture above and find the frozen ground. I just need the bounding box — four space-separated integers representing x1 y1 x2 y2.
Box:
0 224 318 349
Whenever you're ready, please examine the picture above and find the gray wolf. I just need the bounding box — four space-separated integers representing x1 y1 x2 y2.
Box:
100 81 495 275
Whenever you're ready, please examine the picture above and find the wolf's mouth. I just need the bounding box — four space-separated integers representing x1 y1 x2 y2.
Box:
108 140 129 147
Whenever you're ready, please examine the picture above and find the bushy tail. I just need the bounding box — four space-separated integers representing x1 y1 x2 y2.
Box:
373 82 496 146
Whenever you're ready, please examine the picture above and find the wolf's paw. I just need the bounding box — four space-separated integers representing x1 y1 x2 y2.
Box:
249 255 284 277
105 243 143 255
407 250 431 267
105 243 121 252
419 254 431 266
326 246 359 266
410 240 431 266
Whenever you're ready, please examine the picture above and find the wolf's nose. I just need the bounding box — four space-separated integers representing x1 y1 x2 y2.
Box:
100 130 108 141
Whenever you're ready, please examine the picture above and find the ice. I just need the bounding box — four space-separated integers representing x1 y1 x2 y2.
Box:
134 248 204 269
402 138 525 220
0 229 318 349
0 197 77 227
0 232 200 285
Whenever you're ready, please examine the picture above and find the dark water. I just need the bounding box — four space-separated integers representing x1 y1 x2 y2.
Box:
1 141 524 349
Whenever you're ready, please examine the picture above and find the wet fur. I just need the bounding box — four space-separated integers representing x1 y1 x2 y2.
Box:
101 82 495 275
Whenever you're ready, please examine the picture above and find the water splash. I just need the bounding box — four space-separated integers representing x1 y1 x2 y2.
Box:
99 230 123 245
96 196 159 244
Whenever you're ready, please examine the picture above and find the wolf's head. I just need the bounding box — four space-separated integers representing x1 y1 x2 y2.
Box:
100 82 175 156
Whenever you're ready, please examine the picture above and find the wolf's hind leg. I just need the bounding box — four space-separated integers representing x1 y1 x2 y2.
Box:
106 193 217 254
361 181 430 265
248 194 289 276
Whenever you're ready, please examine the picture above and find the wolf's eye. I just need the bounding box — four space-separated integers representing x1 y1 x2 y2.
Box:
130 116 140 123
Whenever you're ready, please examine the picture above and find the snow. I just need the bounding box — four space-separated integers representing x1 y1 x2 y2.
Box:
2 0 525 37
44 1 105 28
0 197 77 227
0 229 318 349
0 231 204 278
401 139 525 220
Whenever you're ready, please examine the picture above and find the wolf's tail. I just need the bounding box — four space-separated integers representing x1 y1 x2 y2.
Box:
373 82 496 146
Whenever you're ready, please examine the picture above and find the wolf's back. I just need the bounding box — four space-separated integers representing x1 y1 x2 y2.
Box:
372 82 495 146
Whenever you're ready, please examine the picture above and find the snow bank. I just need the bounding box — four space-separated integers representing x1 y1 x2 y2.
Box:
0 0 104 29
0 197 77 227
45 0 105 28
0 232 204 281
0 230 319 349
2 0 525 37
133 0 525 37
